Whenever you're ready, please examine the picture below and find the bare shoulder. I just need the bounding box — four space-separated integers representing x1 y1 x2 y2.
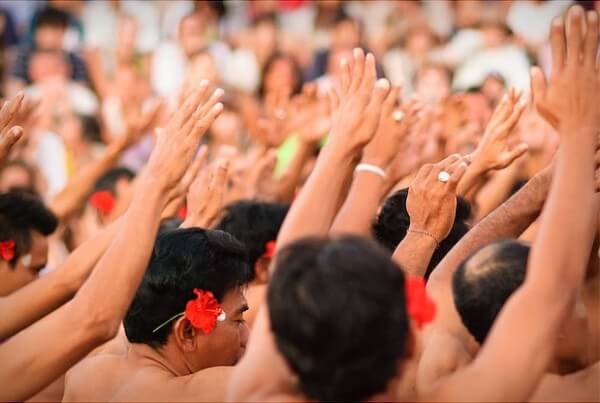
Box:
111 366 234 402
417 329 473 396
531 362 600 402
63 353 133 402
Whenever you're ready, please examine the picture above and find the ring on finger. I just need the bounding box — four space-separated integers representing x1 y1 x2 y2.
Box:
437 171 451 183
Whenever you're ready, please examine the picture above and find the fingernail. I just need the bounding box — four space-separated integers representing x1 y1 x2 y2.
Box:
353 48 361 57
200 79 209 87
214 88 224 97
214 102 223 111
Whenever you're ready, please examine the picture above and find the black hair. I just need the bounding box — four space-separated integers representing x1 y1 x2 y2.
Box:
268 236 410 401
258 52 304 98
215 200 289 280
78 114 102 144
124 228 251 347
35 7 69 31
93 167 135 195
452 240 529 345
0 190 57 267
251 12 277 28
372 188 471 279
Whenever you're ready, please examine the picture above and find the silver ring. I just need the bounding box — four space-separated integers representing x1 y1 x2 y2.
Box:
393 110 404 122
437 171 450 183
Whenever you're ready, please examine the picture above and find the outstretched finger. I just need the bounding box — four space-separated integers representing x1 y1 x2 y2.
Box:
176 81 210 128
530 67 547 107
447 160 469 188
550 17 566 72
190 102 223 140
367 79 391 113
584 11 599 69
498 143 529 168
566 5 584 66
349 48 365 93
359 53 377 97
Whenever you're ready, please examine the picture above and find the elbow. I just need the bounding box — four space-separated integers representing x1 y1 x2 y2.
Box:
66 300 122 345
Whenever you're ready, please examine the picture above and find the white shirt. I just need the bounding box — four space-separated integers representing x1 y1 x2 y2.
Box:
507 0 573 46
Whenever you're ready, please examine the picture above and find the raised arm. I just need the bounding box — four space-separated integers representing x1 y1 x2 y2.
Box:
429 7 600 401
392 154 468 276
331 87 417 236
0 93 26 165
0 82 223 401
0 217 122 339
228 49 391 401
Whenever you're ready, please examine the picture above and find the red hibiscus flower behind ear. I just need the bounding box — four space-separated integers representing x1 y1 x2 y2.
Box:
0 240 15 262
405 276 436 329
185 289 223 334
263 240 276 258
90 191 116 215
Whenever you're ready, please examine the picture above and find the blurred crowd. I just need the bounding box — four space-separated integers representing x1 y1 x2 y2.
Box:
0 1 599 402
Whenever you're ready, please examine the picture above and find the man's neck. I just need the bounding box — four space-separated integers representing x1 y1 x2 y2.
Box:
129 343 192 377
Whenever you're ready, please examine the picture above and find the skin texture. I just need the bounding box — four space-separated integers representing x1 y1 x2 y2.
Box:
63 289 248 402
0 81 223 401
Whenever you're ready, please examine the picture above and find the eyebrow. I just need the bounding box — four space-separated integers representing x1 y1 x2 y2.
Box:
235 304 249 316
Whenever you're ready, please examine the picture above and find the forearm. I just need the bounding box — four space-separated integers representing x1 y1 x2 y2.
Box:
50 144 123 220
276 143 356 256
330 171 385 236
72 175 168 336
473 165 521 221
428 168 550 288
392 231 438 277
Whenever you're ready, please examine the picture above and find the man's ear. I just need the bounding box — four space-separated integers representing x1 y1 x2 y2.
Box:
254 257 271 284
172 318 200 352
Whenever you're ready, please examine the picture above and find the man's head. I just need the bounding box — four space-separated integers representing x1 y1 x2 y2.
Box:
415 63 452 105
28 49 71 83
373 189 471 279
0 160 37 193
124 228 251 370
330 12 361 50
89 167 135 223
178 13 206 57
34 7 69 50
216 200 289 284
452 240 529 344
268 236 412 401
0 191 58 296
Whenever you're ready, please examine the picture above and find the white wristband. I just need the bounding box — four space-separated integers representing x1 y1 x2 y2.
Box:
355 163 387 179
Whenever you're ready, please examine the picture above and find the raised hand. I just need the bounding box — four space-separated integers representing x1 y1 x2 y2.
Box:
116 99 163 151
145 81 223 190
363 86 420 168
0 93 26 164
327 48 391 155
406 154 469 244
531 7 600 132
469 88 528 173
182 157 230 229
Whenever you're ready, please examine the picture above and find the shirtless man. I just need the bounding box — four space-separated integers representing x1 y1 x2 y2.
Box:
451 238 600 401
63 227 251 402
416 7 600 400
227 8 600 398
0 81 224 401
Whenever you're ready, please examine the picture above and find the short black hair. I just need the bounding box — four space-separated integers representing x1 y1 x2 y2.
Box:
35 7 69 31
124 228 251 347
215 200 289 280
0 190 58 267
93 167 135 194
452 240 529 345
78 114 102 144
372 188 471 279
268 236 410 401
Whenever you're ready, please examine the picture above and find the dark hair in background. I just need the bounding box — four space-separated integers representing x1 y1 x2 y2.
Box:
93 167 135 194
0 190 58 267
78 114 102 144
124 228 251 347
268 236 410 401
258 52 304 98
452 240 529 344
215 200 289 280
372 188 471 279
34 7 69 31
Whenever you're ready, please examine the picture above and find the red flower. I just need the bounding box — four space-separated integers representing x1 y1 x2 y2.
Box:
185 289 223 334
0 240 15 262
90 191 115 215
264 240 276 258
405 276 436 329
177 206 188 220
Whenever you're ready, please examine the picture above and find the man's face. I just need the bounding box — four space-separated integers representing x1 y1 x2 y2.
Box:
0 231 48 296
179 15 205 57
193 287 249 368
0 165 33 192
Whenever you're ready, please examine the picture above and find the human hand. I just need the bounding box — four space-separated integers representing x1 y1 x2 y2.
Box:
256 86 292 147
363 87 421 167
288 83 331 145
469 88 529 174
0 93 26 164
115 99 163 151
327 48 391 156
183 156 230 228
145 81 223 192
530 6 600 134
406 154 469 243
